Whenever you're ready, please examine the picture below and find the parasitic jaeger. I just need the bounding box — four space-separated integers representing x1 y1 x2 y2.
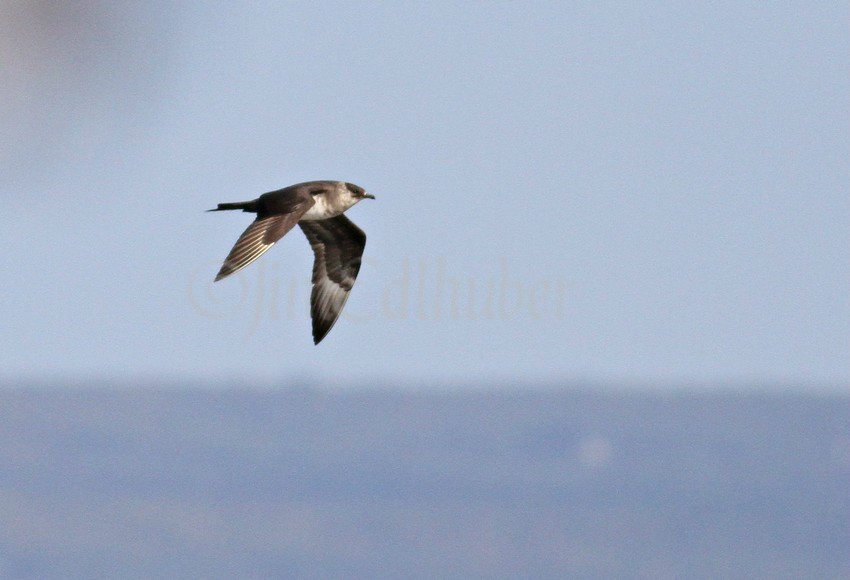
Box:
209 180 374 344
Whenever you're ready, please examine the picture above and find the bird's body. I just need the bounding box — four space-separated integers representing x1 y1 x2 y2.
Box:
209 180 374 344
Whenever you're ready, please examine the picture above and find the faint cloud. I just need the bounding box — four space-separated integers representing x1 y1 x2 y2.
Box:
1 1 180 196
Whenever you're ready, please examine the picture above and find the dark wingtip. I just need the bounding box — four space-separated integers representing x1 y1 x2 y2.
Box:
312 322 332 345
214 267 230 282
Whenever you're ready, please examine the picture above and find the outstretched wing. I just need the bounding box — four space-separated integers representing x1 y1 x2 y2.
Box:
298 215 367 344
214 191 314 282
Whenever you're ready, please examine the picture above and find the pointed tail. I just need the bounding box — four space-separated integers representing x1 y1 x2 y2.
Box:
206 200 258 212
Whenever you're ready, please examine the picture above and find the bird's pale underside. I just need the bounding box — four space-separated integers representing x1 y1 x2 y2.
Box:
209 180 374 344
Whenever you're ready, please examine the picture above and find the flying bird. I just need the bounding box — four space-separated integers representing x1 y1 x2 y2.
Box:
209 180 374 344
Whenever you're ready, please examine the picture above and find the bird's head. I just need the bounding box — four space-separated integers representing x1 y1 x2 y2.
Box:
344 182 375 202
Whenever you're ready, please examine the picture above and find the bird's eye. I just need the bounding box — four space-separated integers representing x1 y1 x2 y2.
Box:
345 182 364 196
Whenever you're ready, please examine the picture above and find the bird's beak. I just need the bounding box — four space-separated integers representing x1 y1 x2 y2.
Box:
363 193 375 199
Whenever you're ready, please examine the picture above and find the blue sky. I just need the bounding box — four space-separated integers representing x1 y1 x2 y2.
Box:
1 2 847 388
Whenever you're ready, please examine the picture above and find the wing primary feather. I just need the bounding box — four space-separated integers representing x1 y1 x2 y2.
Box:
213 188 315 281
298 215 367 344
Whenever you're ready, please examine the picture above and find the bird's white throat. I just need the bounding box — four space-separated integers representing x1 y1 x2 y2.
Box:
301 184 359 221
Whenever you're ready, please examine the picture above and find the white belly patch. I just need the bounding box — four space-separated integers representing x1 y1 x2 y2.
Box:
302 195 337 220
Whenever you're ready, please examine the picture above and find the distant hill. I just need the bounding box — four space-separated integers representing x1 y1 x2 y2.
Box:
0 385 847 579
